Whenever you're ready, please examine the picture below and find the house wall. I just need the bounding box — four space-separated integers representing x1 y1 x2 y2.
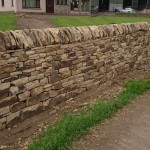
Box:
0 23 150 130
0 0 14 12
109 0 123 11
54 5 70 14
15 0 46 13
54 0 71 14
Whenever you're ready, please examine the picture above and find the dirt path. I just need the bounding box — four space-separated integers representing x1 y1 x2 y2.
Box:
16 14 55 30
73 91 150 150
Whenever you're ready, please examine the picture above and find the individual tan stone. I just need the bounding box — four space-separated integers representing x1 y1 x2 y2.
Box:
12 77 28 86
49 90 58 97
43 29 55 44
40 77 48 86
59 67 69 74
49 28 60 44
21 103 43 120
10 86 19 95
39 53 46 58
29 54 39 60
43 99 50 108
26 80 40 90
0 59 7 66
18 91 30 101
8 57 18 63
31 86 43 97
59 67 71 78
10 102 26 113
6 111 20 127
0 96 18 108
0 117 6 130
0 106 10 117
45 56 53 62
0 117 6 125
0 82 10 91
26 50 35 55
0 64 16 74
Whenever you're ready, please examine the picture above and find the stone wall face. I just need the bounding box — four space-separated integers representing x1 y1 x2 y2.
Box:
0 22 150 130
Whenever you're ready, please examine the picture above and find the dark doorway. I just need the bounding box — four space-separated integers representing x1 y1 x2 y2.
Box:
123 0 132 8
46 0 54 13
138 0 147 10
99 0 109 11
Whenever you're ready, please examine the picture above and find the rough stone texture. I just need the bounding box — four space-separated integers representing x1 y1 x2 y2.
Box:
0 22 150 129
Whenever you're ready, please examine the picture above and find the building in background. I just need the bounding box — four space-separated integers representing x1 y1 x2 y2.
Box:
91 0 150 12
0 0 150 14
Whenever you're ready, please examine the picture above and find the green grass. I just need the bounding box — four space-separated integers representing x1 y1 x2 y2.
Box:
51 16 150 27
0 13 16 31
28 77 150 150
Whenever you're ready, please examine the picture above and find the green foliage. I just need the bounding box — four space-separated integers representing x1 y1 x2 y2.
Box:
0 13 16 31
51 16 150 27
28 77 150 150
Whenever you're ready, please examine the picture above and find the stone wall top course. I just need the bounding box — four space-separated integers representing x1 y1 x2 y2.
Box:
0 22 149 50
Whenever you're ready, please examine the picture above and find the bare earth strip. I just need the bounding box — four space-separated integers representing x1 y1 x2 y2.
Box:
16 14 55 30
73 91 150 150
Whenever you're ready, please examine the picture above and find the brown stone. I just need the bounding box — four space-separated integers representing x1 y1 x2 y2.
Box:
10 102 26 113
49 90 58 97
18 91 30 101
27 92 49 106
0 73 10 80
26 80 40 90
0 96 18 108
11 77 28 86
0 89 9 100
2 76 18 83
48 94 66 108
21 103 43 120
0 82 10 91
0 106 10 118
0 59 7 66
0 64 16 74
52 82 63 90
18 54 29 61
40 77 48 85
6 111 20 127
59 67 71 78
31 86 43 97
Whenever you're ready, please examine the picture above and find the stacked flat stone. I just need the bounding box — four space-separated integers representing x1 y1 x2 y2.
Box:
0 22 149 50
0 22 150 130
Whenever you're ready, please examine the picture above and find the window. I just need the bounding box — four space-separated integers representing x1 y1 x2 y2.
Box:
56 0 67 5
11 0 14 6
81 0 89 11
71 0 79 10
22 0 40 8
1 0 5 7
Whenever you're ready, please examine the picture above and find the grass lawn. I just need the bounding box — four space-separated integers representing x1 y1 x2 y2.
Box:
0 13 16 31
28 77 150 150
51 16 150 27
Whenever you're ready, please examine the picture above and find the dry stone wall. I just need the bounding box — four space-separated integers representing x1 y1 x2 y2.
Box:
0 22 150 130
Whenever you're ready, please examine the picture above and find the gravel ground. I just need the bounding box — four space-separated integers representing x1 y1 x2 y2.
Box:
16 14 55 30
